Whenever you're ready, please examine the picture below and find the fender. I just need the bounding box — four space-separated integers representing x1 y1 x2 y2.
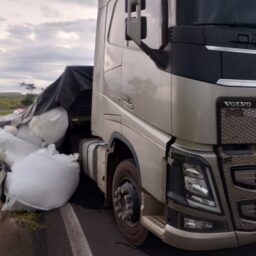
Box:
108 132 141 174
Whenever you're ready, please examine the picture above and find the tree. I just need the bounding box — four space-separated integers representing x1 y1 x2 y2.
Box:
19 82 37 106
20 82 36 93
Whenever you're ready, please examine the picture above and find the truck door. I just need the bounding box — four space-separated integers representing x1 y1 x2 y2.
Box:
122 1 172 133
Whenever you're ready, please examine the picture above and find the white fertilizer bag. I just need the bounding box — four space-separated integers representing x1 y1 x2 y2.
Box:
2 145 80 211
0 129 39 167
16 125 42 147
4 125 17 136
29 107 68 145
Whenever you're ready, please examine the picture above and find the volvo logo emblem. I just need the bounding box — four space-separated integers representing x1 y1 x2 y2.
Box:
224 101 252 108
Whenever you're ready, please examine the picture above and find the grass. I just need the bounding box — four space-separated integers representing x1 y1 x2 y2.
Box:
10 211 46 232
0 94 36 115
0 110 14 116
0 95 24 115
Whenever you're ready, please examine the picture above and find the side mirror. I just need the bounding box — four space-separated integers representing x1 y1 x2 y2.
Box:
126 17 147 42
126 0 147 45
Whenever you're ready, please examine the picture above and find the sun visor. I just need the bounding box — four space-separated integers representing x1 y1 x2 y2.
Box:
177 0 256 26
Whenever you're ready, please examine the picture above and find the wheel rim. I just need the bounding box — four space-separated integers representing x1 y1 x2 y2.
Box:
113 179 140 224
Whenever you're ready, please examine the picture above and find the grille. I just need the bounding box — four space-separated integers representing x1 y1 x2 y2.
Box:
221 151 256 230
218 98 256 144
218 98 256 230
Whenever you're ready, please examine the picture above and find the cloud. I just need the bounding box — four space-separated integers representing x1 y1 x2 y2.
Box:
4 19 96 42
0 1 97 92
6 23 35 41
40 6 62 18
53 0 97 7
0 19 96 89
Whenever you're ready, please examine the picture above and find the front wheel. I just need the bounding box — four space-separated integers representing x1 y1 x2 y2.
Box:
112 159 148 246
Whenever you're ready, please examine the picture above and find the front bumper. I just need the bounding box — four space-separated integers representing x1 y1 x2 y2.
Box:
163 224 237 251
163 225 256 251
142 213 256 251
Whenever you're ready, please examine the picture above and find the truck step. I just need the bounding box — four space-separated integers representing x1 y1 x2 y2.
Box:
142 215 166 237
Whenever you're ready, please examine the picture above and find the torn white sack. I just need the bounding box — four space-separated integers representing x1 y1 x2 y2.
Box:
2 145 80 211
29 107 68 145
3 125 17 136
0 129 39 167
16 125 42 147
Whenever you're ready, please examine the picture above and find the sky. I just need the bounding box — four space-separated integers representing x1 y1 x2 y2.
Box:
0 0 97 93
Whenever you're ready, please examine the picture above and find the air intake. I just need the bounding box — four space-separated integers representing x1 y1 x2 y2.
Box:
233 167 256 189
240 202 256 220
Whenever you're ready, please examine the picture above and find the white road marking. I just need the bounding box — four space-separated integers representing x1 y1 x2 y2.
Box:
60 203 93 256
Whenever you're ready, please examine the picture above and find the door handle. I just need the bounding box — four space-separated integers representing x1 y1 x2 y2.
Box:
122 98 134 110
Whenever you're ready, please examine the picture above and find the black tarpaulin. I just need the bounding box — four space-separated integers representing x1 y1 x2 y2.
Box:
35 66 93 115
13 66 93 126
177 0 256 26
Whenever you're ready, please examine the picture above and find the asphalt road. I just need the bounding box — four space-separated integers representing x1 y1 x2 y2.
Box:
34 173 256 256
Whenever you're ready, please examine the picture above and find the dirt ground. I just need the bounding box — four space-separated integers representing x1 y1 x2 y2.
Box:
0 209 34 256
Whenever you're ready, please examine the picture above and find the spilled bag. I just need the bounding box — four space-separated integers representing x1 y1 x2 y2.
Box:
2 145 80 211
29 107 68 145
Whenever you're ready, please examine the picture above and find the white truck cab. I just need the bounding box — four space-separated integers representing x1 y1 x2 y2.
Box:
80 0 256 250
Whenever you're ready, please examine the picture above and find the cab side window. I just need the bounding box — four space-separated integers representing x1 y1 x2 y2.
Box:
109 0 125 47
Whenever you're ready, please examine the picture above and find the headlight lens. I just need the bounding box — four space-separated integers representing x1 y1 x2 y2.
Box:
183 163 216 208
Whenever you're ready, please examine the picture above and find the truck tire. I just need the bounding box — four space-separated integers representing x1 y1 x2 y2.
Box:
112 159 148 246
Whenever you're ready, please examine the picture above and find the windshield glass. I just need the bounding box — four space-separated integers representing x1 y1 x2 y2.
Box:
176 0 256 27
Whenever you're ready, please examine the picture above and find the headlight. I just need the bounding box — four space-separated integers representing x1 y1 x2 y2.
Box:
184 165 209 198
183 163 218 211
167 150 221 214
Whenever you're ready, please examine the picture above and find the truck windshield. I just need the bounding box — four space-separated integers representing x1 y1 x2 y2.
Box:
176 0 256 27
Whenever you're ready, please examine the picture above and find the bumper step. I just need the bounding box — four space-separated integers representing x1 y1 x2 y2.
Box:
142 215 166 237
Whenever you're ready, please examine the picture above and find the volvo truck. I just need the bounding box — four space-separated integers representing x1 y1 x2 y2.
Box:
80 0 256 250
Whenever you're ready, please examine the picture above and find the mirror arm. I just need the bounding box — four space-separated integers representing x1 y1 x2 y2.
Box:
139 41 169 69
